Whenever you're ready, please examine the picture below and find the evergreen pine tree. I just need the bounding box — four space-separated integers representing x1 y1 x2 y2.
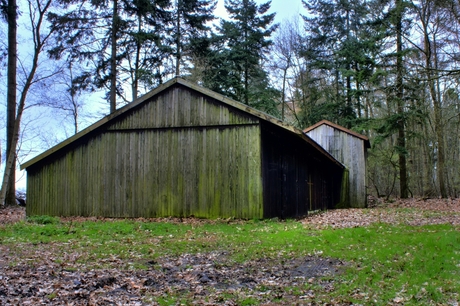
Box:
170 0 216 77
302 0 384 128
203 0 279 114
121 0 172 99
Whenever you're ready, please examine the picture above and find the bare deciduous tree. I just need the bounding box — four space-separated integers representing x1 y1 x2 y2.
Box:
0 0 60 206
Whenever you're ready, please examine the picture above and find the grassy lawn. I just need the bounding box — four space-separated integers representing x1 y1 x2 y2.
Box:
0 213 459 305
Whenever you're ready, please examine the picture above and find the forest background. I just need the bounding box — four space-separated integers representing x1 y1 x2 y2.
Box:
1 0 459 206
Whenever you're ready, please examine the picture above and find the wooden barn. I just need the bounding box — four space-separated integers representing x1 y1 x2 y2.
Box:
304 120 370 208
22 78 344 219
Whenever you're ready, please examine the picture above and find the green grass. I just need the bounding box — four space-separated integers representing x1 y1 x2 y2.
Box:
0 216 459 304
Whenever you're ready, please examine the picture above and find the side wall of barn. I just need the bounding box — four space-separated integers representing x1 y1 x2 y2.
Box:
261 123 343 218
306 125 367 208
26 85 264 219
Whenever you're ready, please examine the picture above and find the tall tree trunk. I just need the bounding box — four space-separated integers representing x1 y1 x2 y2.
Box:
345 8 352 128
335 68 340 107
1 95 26 208
281 67 287 120
355 67 361 119
175 0 181 77
110 0 118 113
346 74 352 127
243 25 249 105
425 33 447 197
69 62 79 134
1 0 53 206
396 0 408 198
5 0 18 206
133 12 142 101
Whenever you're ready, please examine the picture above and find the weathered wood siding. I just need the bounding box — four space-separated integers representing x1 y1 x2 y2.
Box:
106 85 257 130
306 125 367 208
261 123 343 218
26 85 263 218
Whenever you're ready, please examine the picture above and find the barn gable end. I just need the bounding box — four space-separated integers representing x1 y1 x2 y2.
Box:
304 120 370 208
22 78 344 219
106 84 259 130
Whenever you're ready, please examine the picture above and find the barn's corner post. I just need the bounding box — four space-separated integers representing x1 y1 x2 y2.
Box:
336 168 350 208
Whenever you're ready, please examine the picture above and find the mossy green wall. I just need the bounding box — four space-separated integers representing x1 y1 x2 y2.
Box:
26 85 263 219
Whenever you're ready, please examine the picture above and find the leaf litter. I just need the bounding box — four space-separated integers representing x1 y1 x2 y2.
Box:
0 248 344 305
0 197 459 305
302 197 460 229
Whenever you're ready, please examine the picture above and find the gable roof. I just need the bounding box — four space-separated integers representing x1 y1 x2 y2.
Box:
22 78 343 170
303 119 371 149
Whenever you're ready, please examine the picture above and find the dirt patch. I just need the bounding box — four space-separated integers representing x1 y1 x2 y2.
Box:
0 251 343 305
